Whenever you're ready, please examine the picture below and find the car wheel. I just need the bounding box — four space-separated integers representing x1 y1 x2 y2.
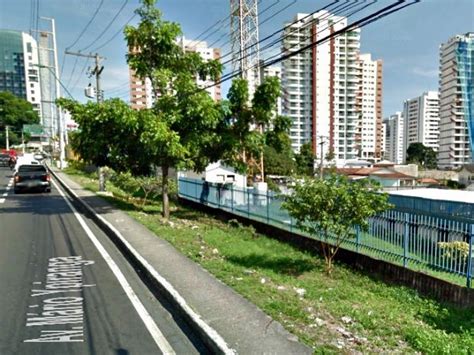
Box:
46 188 51 193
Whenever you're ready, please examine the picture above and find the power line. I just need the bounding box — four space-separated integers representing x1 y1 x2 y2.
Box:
219 0 362 82
260 0 375 67
70 58 90 90
92 13 137 52
205 0 419 91
65 54 80 90
79 0 129 52
66 0 105 50
219 0 345 68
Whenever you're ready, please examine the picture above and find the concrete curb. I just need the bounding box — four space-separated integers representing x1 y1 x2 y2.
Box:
48 167 236 355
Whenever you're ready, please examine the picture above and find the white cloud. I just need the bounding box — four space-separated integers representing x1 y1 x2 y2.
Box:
412 67 439 78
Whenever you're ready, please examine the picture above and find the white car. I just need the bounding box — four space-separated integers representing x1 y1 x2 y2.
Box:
13 155 40 175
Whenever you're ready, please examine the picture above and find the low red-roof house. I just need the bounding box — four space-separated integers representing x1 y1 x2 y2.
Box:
334 167 416 189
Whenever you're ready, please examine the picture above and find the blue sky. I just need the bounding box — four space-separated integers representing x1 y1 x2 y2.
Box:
0 0 473 116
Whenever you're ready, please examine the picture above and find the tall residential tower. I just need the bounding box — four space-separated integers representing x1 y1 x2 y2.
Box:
281 12 382 166
438 32 474 169
402 91 440 163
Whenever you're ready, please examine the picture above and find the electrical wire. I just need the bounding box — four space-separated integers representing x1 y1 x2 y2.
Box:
260 0 375 67
66 0 105 50
219 0 349 68
204 0 418 91
92 13 137 52
70 58 90 90
65 55 80 90
219 0 363 82
79 0 129 52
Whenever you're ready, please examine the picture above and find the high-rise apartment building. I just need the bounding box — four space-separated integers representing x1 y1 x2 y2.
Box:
402 91 440 163
383 112 404 164
281 12 381 166
359 53 383 162
129 38 221 109
438 32 474 169
0 30 42 116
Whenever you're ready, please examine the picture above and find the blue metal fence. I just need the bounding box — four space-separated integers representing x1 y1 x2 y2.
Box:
179 178 474 288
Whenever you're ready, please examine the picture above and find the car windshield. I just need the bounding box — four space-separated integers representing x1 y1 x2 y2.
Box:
18 165 46 173
0 154 9 158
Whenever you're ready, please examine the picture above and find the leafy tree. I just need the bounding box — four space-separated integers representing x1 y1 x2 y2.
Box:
282 175 392 274
219 77 285 181
406 143 437 169
295 143 315 176
125 0 224 218
57 98 150 176
263 145 296 176
0 91 39 147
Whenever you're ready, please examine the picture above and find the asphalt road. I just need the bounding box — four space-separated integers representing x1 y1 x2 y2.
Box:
0 167 206 355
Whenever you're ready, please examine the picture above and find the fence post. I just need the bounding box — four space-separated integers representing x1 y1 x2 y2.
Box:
356 225 360 253
247 189 250 218
467 224 474 288
403 213 410 268
266 191 270 224
231 184 234 211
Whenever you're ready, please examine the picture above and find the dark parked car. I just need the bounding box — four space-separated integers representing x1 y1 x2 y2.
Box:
14 164 51 193
0 153 9 167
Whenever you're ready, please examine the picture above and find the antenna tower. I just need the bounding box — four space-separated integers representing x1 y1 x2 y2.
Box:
230 0 260 96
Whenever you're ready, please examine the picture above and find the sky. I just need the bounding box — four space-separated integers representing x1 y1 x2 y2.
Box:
0 0 473 116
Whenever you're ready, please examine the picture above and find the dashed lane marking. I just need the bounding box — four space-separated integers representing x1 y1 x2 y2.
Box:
1 179 13 204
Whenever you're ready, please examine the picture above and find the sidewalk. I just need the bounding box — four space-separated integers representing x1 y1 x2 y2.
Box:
50 168 312 355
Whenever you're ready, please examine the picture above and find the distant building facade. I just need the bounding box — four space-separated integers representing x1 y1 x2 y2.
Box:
402 91 440 163
128 38 221 110
438 32 474 169
281 12 383 167
0 30 42 116
384 112 404 164
359 53 383 162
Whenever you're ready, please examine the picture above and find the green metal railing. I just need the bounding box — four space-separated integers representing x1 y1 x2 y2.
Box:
179 178 474 288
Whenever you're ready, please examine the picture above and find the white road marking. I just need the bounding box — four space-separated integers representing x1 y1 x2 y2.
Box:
1 178 13 203
51 179 176 354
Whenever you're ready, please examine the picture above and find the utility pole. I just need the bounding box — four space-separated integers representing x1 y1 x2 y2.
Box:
5 126 9 151
65 51 105 190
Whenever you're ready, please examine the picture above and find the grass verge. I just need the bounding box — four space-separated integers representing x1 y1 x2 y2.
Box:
64 168 474 354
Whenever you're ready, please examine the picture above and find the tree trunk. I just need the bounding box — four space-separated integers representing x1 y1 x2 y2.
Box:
98 166 106 192
162 165 169 219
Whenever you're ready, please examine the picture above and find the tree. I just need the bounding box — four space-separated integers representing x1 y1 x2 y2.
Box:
295 143 315 176
219 77 286 181
263 145 296 176
406 143 437 169
57 98 150 176
125 0 224 218
0 91 39 148
282 175 392 274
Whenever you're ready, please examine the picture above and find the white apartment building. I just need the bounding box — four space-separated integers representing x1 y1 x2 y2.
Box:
129 38 221 109
0 30 42 116
281 12 368 166
402 91 440 163
383 112 404 164
181 38 221 101
359 53 383 162
438 32 474 169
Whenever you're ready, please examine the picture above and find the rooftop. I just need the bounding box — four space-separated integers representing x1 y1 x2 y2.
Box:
389 188 474 204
